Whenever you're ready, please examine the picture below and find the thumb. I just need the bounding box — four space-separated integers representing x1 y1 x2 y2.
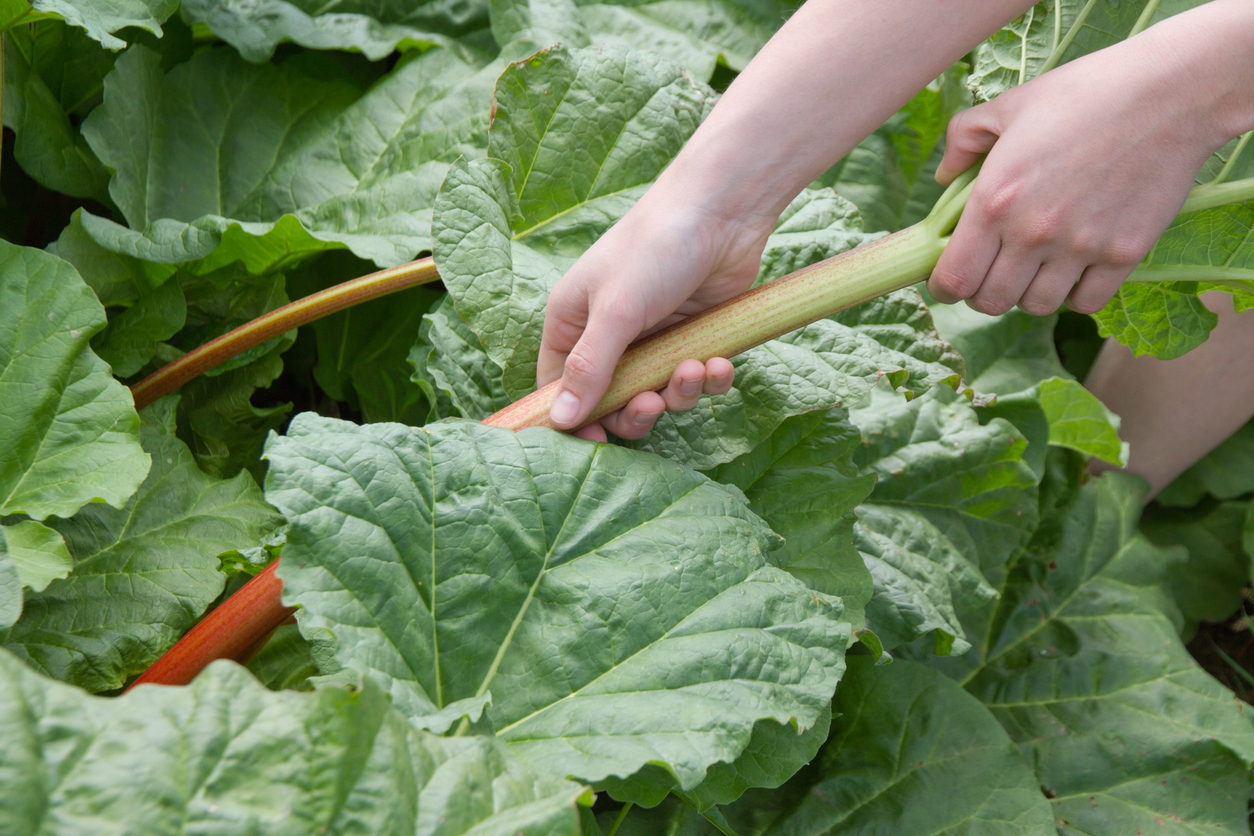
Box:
546 307 641 429
935 103 1002 185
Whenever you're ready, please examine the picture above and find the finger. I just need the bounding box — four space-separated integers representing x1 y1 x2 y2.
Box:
598 391 666 441
538 282 592 388
966 247 1040 316
1017 260 1086 315
704 357 734 395
661 359 707 412
928 208 1000 305
1066 263 1137 315
574 424 608 443
547 306 643 430
935 104 1002 185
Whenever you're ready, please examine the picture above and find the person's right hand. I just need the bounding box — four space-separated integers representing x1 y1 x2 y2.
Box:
537 192 775 442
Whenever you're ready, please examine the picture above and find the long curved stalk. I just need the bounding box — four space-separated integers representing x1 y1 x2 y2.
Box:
130 257 440 410
128 165 1254 690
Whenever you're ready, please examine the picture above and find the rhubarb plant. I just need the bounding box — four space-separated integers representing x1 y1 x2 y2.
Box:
3 1 1254 834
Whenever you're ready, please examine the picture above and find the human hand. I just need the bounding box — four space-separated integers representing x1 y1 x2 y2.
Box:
928 13 1239 316
536 194 774 442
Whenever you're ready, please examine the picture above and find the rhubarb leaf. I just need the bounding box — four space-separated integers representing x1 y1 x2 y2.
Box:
850 386 1037 653
0 241 149 522
267 416 850 792
80 43 494 275
491 0 798 79
1157 419 1254 505
90 276 186 378
181 0 490 62
713 657 1056 836
3 399 282 693
0 652 586 835
408 295 511 422
707 409 875 626
27 0 178 48
922 461 1254 835
0 520 71 592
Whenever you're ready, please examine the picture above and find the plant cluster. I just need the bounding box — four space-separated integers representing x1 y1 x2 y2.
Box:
2 0 1254 833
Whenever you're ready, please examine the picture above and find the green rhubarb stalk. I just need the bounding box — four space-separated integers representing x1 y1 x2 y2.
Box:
129 256 440 410
129 163 1254 690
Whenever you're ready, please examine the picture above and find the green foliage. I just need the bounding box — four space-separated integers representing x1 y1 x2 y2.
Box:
4 2 1254 833
0 652 587 834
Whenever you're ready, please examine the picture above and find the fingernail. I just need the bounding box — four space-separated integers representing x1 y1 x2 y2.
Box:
550 391 581 426
680 379 702 398
635 410 662 428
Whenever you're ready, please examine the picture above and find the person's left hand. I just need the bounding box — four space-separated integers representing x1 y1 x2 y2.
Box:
927 13 1240 315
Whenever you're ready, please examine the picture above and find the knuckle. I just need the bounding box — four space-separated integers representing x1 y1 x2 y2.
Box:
968 294 1010 316
1103 237 1149 268
979 181 1022 221
1018 296 1058 316
1068 296 1106 315
932 269 980 301
560 350 600 385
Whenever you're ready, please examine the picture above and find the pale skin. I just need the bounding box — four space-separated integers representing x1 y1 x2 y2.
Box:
537 0 1254 491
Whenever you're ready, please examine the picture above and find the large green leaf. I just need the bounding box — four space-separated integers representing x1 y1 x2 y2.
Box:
0 241 148 522
711 657 1056 836
706 409 875 625
80 43 495 275
26 0 177 48
922 460 1254 835
0 520 70 593
0 652 586 835
3 399 282 692
267 416 850 793
850 386 1037 654
182 0 491 62
490 0 798 78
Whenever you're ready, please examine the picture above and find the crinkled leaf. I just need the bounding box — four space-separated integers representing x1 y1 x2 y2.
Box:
267 416 850 792
0 519 70 592
1092 280 1216 360
491 0 798 79
921 462 1254 835
1141 499 1250 631
707 409 875 622
27 0 177 48
631 289 968 470
712 657 1056 836
815 67 969 233
3 399 283 692
81 43 495 274
0 240 149 521
182 0 490 63
754 188 879 283
850 386 1038 653
433 44 717 398
0 652 586 835
408 294 511 422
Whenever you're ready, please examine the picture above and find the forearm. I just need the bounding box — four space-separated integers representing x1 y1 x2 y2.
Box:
647 0 1033 226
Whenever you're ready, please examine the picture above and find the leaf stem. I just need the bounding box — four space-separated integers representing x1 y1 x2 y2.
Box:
1128 0 1163 38
1179 177 1254 215
129 257 439 409
1126 264 1254 293
1209 131 1253 187
605 803 633 836
1038 0 1100 75
123 560 295 691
